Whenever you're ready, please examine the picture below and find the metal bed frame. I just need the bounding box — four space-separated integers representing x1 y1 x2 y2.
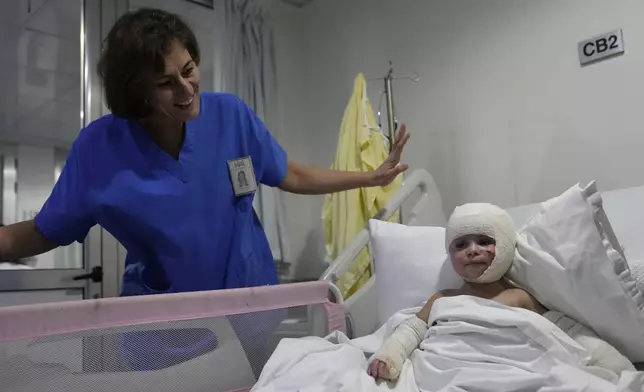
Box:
320 169 446 337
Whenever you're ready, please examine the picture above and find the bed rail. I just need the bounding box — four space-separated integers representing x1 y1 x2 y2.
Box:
320 169 445 283
319 169 446 337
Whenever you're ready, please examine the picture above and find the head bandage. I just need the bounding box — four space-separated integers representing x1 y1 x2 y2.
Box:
445 203 516 283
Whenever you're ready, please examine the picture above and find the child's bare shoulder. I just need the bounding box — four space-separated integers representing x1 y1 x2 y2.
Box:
417 289 464 321
429 289 463 304
494 287 547 314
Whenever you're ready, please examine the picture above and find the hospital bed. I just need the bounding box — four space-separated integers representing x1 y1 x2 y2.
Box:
2 170 644 391
321 168 644 371
0 280 346 392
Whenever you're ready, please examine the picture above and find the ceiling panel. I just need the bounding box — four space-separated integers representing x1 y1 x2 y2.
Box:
0 2 22 27
0 0 47 28
0 63 78 111
56 84 80 103
1 0 223 147
11 107 80 142
0 28 80 74
25 0 79 41
281 0 316 8
0 0 81 147
14 93 79 125
17 99 80 129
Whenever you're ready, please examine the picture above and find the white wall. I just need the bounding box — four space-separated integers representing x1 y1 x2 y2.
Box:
270 2 324 278
272 0 644 278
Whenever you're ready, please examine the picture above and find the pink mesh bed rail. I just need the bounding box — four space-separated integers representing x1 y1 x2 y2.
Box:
0 281 345 392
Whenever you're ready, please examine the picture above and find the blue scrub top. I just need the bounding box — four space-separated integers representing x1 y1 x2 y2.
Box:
35 92 287 295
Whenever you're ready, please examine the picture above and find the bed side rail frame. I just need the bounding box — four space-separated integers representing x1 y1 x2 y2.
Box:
320 169 446 283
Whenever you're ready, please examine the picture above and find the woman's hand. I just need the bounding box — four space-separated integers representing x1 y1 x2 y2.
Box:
371 123 410 186
278 123 410 195
367 359 392 380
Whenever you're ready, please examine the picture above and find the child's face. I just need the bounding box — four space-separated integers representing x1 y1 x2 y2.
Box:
449 234 496 280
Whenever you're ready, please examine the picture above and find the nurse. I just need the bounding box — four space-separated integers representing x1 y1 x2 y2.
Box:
0 8 409 371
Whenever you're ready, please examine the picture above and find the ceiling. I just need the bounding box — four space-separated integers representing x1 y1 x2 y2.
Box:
0 0 218 148
0 0 308 148
0 0 81 147
281 0 316 8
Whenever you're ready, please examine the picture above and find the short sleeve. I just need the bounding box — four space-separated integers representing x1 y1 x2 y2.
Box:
240 100 288 187
34 144 95 245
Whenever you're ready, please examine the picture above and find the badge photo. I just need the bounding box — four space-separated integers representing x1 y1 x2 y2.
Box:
227 156 258 196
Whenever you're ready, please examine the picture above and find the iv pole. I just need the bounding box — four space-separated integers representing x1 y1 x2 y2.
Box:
379 61 420 151
384 62 396 152
376 61 420 223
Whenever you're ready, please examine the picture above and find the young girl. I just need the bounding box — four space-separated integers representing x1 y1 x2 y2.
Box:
368 203 634 381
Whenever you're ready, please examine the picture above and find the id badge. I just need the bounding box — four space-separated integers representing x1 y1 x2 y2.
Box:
228 156 257 196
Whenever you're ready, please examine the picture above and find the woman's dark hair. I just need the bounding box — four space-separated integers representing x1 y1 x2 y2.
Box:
97 8 201 119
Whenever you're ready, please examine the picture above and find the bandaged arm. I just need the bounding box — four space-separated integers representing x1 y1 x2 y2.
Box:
370 315 428 380
370 294 440 380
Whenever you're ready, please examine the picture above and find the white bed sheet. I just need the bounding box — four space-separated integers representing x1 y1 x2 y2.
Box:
252 296 644 392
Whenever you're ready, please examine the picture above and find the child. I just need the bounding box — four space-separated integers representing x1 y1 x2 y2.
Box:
367 203 634 381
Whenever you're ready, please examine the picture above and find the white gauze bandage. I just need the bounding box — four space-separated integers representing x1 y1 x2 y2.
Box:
370 316 428 380
445 203 517 283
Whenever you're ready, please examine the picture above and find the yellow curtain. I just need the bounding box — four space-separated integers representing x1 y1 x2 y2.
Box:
322 73 402 299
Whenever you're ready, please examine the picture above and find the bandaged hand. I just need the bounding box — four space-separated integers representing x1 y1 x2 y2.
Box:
545 311 635 374
367 316 428 381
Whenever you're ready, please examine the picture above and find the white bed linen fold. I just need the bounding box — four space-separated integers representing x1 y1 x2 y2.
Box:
252 296 644 392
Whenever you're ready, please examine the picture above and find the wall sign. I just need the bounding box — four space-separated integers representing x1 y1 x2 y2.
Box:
578 29 625 66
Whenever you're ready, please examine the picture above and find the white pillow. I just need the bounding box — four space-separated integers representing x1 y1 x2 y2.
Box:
598 185 644 263
368 219 462 325
508 185 644 263
507 183 644 362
